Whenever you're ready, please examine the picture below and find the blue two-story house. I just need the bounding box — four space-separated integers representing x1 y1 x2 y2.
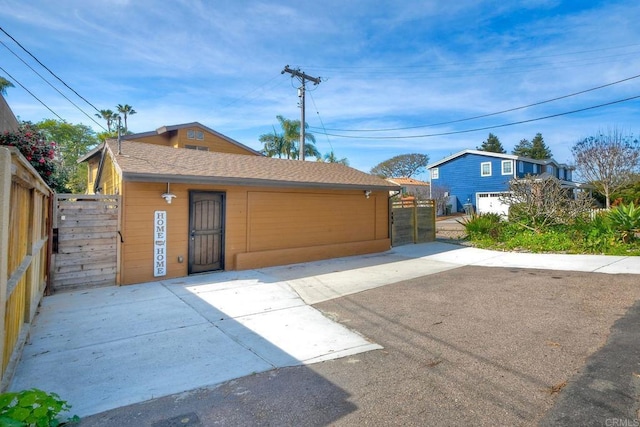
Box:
427 149 580 215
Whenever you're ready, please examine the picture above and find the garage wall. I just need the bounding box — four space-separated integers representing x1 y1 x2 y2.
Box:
119 182 390 285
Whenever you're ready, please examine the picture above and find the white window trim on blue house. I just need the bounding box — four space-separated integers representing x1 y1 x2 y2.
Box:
502 160 513 175
481 162 491 177
431 168 439 179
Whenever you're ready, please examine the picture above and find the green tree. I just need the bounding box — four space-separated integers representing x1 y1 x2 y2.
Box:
116 104 136 133
572 128 640 208
322 150 349 166
259 115 319 160
0 77 14 95
370 153 429 178
512 138 532 157
529 133 552 159
477 133 506 153
259 126 286 158
512 133 552 159
95 109 118 132
36 119 98 193
611 173 640 205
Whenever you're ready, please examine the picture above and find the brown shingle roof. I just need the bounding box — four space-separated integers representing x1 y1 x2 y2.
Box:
105 139 398 190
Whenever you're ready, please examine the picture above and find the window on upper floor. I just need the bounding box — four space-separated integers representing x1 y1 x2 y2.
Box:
533 164 539 174
501 160 513 175
567 170 572 181
187 129 195 139
431 168 439 179
518 161 523 173
559 168 565 180
196 130 204 140
481 162 491 177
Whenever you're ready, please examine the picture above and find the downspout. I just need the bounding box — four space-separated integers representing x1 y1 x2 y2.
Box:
388 190 401 246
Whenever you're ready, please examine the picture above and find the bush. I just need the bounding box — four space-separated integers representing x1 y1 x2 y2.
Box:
459 213 503 239
608 202 640 243
464 208 640 256
0 389 79 427
0 123 64 191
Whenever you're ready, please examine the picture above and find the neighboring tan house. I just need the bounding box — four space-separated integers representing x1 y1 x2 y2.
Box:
0 94 19 133
386 177 430 200
427 149 583 215
81 129 399 285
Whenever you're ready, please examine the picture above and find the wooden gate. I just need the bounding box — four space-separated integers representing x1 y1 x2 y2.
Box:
391 199 436 246
51 194 120 291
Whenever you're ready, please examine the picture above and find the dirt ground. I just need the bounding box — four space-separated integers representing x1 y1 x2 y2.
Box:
79 266 640 427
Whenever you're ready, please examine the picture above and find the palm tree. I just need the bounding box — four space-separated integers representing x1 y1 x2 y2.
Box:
323 150 349 166
116 104 136 133
259 126 287 158
260 115 319 160
0 77 14 95
95 109 118 132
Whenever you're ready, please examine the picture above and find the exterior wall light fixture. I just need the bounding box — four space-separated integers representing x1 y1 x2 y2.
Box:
162 182 176 204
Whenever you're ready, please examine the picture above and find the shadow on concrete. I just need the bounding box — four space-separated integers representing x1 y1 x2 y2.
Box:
9 276 365 423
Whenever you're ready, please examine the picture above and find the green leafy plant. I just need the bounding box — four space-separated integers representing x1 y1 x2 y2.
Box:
608 202 640 243
458 212 503 239
0 388 79 427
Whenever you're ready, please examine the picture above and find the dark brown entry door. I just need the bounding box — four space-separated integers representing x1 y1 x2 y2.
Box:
189 191 225 273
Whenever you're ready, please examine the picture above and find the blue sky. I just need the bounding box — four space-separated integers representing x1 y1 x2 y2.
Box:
1 0 639 180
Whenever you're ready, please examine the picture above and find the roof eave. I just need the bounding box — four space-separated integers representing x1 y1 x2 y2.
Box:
122 172 400 191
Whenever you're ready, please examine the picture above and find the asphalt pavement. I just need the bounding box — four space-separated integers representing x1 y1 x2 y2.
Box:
7 241 640 425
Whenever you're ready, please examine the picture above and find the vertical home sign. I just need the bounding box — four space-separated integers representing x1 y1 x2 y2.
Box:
154 210 167 277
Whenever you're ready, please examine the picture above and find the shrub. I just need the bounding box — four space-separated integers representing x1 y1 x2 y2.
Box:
0 388 79 427
458 212 503 239
0 123 63 191
608 202 640 243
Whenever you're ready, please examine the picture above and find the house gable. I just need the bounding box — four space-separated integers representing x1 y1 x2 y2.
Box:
0 94 19 133
123 122 261 156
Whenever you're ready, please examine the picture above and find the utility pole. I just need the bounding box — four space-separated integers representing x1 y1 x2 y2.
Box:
281 65 321 161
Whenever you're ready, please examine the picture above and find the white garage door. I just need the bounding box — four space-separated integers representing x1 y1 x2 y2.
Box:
476 192 510 216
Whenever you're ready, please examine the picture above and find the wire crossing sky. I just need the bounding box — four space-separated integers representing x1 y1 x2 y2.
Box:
1 1 639 175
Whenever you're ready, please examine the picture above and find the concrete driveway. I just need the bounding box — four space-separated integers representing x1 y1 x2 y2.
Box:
8 242 640 423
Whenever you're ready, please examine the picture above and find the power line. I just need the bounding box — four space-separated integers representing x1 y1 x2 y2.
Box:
308 91 334 153
310 72 640 132
0 25 102 114
314 95 640 140
0 39 107 131
0 66 65 121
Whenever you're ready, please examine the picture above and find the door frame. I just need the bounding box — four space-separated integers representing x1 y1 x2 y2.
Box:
188 190 226 274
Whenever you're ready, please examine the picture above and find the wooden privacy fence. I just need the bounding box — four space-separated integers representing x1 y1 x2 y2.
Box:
51 194 120 292
0 147 52 388
391 199 436 246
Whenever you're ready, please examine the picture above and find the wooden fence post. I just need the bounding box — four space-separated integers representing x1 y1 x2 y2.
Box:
0 148 11 376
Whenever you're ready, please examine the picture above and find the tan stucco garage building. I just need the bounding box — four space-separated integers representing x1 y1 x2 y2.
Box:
83 123 398 285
